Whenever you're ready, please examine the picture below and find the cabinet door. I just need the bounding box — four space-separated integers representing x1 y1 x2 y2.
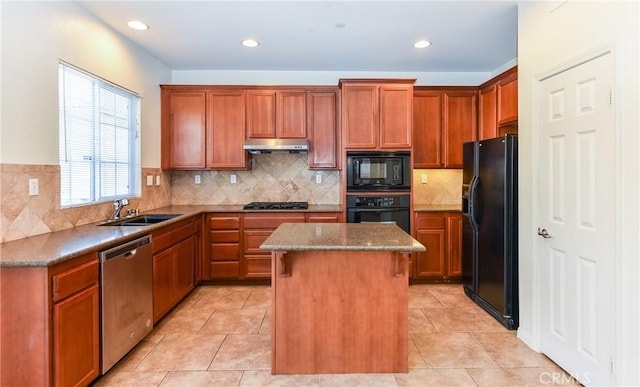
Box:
174 236 195 302
277 90 307 138
246 90 277 138
307 90 338 169
446 214 463 277
479 84 498 140
379 84 412 149
162 91 207 169
413 90 443 168
153 248 175 322
342 84 378 149
414 229 446 278
497 73 518 125
443 90 477 168
207 91 248 169
53 284 100 387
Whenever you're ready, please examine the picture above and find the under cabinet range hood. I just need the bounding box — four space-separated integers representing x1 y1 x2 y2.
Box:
243 138 308 154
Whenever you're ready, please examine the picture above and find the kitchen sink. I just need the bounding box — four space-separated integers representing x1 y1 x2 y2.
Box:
99 214 182 226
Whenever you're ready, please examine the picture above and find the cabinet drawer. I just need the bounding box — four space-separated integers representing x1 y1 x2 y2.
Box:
244 255 272 278
52 260 99 302
209 215 240 229
415 214 445 229
210 244 240 261
244 230 273 254
209 261 240 279
244 214 305 229
306 213 340 223
153 220 194 254
210 230 239 242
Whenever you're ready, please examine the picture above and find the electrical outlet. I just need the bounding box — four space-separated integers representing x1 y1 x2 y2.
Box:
194 175 201 184
155 175 161 186
28 178 39 196
421 174 428 184
315 172 322 184
146 175 154 186
230 174 237 184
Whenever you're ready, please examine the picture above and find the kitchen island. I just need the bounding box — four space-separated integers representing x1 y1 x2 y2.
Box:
260 223 425 375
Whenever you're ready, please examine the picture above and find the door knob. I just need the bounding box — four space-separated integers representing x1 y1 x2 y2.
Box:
537 227 551 239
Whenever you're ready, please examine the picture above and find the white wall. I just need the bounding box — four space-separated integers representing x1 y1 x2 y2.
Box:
0 1 171 168
518 1 639 385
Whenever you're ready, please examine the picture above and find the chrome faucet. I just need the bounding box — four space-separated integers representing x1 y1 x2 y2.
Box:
113 198 129 219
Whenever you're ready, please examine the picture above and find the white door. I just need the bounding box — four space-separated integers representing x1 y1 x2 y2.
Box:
537 51 615 386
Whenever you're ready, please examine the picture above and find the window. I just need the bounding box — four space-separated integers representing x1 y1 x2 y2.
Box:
58 62 141 208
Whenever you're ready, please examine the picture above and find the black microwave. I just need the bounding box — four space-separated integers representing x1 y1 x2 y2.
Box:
346 151 411 191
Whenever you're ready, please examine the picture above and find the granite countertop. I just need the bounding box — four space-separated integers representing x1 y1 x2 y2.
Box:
414 204 461 212
260 223 426 252
0 204 343 268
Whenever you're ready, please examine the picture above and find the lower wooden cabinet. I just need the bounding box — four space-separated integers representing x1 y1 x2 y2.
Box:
413 212 462 282
1 252 100 386
205 212 341 281
152 216 199 323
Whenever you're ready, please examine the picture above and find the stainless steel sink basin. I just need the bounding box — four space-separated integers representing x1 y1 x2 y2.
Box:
99 214 181 226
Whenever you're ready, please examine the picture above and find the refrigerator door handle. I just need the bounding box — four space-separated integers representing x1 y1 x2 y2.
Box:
469 175 479 231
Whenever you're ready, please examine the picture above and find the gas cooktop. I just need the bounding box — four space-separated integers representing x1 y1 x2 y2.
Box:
243 201 309 210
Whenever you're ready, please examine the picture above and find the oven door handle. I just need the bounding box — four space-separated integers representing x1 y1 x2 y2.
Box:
347 207 409 213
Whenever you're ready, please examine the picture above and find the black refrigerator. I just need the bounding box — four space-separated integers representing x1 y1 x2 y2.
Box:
462 135 518 330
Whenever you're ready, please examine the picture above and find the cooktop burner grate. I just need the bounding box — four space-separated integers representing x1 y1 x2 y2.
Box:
243 201 309 210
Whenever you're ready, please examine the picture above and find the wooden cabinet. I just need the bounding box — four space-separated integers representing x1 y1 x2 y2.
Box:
207 213 242 280
243 213 306 278
413 212 462 281
306 212 342 223
340 79 414 150
207 90 250 169
246 89 307 139
1 253 100 386
307 89 339 169
151 217 198 322
413 87 477 168
161 86 249 170
478 67 518 140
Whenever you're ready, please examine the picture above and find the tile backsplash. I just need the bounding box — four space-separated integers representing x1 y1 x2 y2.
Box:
1 159 460 243
171 154 340 205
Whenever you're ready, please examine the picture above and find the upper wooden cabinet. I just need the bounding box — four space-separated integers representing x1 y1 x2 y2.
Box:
307 89 339 169
246 89 307 139
340 79 414 150
161 86 249 170
478 67 518 140
413 87 477 168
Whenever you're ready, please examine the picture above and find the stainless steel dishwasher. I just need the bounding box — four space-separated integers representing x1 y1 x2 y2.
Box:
100 235 153 374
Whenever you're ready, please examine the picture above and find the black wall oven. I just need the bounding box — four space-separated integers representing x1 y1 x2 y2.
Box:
346 194 410 233
346 151 411 192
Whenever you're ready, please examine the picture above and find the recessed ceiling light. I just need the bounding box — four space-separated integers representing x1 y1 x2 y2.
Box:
242 39 259 48
414 40 431 49
127 20 149 31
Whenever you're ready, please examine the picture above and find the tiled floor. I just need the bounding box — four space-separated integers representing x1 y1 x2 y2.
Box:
95 284 575 386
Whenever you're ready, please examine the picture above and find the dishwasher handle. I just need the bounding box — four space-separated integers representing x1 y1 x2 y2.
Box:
100 235 151 262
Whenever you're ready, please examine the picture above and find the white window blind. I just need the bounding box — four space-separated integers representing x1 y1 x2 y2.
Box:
58 62 141 208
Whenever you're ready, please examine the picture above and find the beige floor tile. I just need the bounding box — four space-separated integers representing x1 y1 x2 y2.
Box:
200 308 267 335
408 308 437 333
159 370 243 386
244 289 272 309
422 307 507 333
408 339 427 369
408 288 445 309
428 285 477 308
317 373 399 387
411 332 498 368
109 339 160 372
153 308 213 335
471 332 556 368
191 289 252 311
210 334 271 370
240 370 320 386
259 308 272 335
135 334 226 371
93 371 168 386
466 367 575 386
394 368 477 386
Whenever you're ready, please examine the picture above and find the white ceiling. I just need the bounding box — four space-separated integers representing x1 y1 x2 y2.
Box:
78 0 518 73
